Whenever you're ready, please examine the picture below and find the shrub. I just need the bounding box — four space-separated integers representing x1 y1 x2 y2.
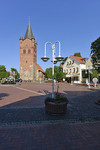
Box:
45 93 68 104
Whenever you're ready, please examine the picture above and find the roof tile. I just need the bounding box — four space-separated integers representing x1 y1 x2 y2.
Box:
71 55 85 64
36 64 44 73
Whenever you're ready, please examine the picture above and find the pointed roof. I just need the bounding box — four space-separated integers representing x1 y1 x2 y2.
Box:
71 55 85 64
19 34 23 40
24 19 35 40
6 71 13 75
36 64 44 73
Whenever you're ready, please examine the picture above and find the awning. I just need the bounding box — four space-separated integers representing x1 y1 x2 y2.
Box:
66 75 73 77
66 73 79 77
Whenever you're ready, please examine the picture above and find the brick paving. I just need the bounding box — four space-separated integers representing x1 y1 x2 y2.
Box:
0 121 100 150
0 82 98 107
0 83 100 150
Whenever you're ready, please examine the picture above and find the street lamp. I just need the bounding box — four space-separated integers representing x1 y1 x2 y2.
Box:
41 41 64 98
13 71 16 82
85 67 91 88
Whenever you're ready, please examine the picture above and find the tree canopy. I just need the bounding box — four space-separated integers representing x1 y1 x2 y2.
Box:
11 68 20 79
45 66 66 81
0 65 9 79
74 52 82 57
90 37 100 65
91 69 99 79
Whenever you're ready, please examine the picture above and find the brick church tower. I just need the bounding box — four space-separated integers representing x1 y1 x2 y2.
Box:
20 21 37 81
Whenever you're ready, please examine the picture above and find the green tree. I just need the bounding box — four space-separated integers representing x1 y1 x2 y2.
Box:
91 69 99 79
11 68 20 79
0 65 6 72
45 66 66 81
90 37 100 65
0 65 9 79
56 72 66 81
45 68 52 79
74 53 82 57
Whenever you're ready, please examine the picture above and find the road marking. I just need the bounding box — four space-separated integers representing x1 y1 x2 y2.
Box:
15 87 45 95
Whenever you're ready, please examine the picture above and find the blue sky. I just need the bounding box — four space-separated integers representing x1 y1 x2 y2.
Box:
0 0 100 72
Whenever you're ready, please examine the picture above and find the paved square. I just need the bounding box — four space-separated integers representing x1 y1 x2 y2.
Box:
0 82 98 107
0 82 100 150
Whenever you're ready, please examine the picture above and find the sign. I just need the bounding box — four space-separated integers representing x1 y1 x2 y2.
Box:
93 78 98 87
93 78 98 83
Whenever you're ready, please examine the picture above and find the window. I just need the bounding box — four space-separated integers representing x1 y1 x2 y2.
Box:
74 77 79 81
73 68 75 73
70 69 71 73
28 49 31 54
76 67 79 73
77 67 79 71
23 49 26 54
72 60 74 64
26 60 27 63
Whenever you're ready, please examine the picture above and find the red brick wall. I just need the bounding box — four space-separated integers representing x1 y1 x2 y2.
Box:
20 38 37 81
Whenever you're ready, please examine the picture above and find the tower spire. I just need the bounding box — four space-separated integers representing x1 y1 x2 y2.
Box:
29 16 30 25
24 18 35 40
20 33 23 40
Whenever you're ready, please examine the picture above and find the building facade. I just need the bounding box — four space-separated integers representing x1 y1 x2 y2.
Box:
63 55 100 84
63 55 86 83
20 21 44 81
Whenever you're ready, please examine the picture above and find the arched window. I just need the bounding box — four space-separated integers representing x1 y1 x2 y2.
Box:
23 49 26 54
28 49 31 54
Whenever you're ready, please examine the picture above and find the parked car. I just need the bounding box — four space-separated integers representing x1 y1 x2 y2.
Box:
15 78 22 82
1 77 15 84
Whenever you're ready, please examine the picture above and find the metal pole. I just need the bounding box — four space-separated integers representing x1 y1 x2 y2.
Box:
88 68 90 88
52 44 55 98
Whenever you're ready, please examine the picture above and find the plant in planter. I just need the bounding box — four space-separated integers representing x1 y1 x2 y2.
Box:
45 88 68 114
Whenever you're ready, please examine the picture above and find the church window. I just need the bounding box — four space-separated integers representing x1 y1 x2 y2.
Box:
23 49 26 54
28 49 31 54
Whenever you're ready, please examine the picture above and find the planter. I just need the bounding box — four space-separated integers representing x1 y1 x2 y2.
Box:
45 101 67 114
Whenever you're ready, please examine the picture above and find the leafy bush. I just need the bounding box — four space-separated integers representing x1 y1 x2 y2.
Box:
45 93 69 104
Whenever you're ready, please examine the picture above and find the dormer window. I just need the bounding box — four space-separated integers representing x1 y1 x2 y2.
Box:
23 49 26 54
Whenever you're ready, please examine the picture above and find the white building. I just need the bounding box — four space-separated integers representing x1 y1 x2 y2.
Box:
63 55 88 83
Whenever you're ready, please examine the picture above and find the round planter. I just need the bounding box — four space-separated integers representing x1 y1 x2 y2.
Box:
45 102 67 114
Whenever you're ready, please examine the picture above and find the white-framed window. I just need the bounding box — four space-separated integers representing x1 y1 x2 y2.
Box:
73 68 75 72
76 67 79 72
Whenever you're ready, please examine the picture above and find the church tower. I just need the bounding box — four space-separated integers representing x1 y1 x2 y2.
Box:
20 20 37 81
